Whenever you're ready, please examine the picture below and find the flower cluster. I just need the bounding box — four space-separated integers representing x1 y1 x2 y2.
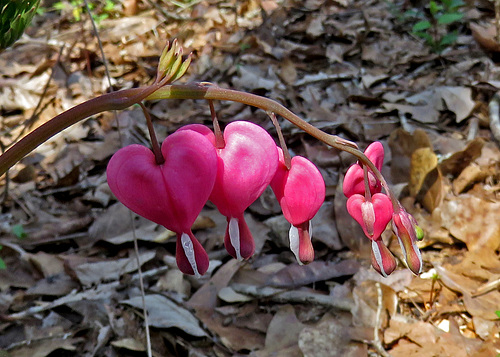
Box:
343 142 423 276
106 121 325 276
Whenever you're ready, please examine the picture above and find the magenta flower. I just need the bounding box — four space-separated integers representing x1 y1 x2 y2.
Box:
106 130 218 277
270 148 325 264
343 142 384 198
346 193 393 240
392 207 423 275
180 121 278 260
371 237 397 277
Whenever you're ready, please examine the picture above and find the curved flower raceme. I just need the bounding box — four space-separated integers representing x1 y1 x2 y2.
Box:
181 121 279 261
270 148 325 264
343 141 384 198
106 130 218 277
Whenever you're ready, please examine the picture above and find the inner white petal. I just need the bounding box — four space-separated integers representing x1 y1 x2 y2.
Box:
289 225 302 265
181 233 200 278
371 240 387 277
229 217 242 260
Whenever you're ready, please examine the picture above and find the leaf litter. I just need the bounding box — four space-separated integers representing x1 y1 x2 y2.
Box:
1 0 500 355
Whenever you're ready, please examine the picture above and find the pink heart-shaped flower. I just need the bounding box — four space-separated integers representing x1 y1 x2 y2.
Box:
181 121 278 260
343 141 384 197
106 130 218 276
346 193 393 239
271 148 325 264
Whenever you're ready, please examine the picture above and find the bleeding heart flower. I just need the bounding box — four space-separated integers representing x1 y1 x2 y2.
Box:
106 130 218 277
270 148 325 264
392 207 423 275
180 121 278 260
346 193 393 239
371 237 397 277
343 141 384 198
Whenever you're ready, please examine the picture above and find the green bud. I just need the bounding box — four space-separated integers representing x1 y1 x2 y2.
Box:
1 0 41 50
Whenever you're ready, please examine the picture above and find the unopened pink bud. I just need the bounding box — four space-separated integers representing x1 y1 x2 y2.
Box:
392 208 423 275
371 238 397 277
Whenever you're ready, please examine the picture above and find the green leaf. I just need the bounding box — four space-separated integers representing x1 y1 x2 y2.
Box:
448 0 465 11
439 31 458 46
12 224 27 239
412 20 431 32
429 1 442 16
0 257 5 270
437 12 463 25
495 310 500 319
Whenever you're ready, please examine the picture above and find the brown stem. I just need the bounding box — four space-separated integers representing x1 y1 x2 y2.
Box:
208 100 225 149
0 85 159 177
363 165 372 201
148 84 386 183
0 81 390 192
267 111 291 170
140 102 164 165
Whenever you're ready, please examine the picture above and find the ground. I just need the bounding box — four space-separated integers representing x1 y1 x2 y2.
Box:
1 0 500 356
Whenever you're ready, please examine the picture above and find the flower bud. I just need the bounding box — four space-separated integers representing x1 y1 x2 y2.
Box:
371 238 397 277
392 208 423 275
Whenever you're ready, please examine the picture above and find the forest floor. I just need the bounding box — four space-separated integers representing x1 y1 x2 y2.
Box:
1 0 500 356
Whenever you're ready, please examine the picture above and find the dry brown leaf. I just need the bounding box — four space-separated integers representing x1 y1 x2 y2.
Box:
265 259 360 288
452 163 490 194
70 251 156 286
122 294 207 337
264 305 304 353
9 338 82 357
388 128 433 184
439 193 500 251
440 138 485 177
436 265 500 321
470 22 500 53
409 147 444 212
298 313 368 357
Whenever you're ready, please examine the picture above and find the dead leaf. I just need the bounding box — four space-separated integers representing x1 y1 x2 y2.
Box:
409 147 444 212
299 313 368 357
388 128 433 184
439 138 485 177
266 260 360 288
8 338 81 357
71 251 156 286
470 22 500 53
439 194 500 251
122 294 207 337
